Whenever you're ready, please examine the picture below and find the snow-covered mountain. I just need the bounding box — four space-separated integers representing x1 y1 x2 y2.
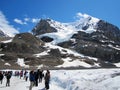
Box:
32 14 100 44
1 13 120 69
0 29 8 37
32 13 120 68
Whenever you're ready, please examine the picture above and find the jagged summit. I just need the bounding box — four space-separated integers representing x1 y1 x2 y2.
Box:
70 13 99 32
32 19 57 36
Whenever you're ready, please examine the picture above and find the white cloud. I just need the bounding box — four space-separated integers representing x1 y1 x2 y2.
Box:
31 18 40 23
14 17 40 24
14 18 27 25
0 11 19 37
76 12 90 19
24 18 30 22
76 12 99 23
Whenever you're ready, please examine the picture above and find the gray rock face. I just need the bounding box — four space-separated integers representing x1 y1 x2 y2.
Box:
32 19 57 35
41 36 53 42
97 20 120 44
1 33 44 54
0 33 64 69
0 33 46 65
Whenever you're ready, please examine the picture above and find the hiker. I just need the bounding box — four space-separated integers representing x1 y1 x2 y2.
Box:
16 71 20 77
44 70 50 90
29 70 35 90
5 71 12 87
34 70 39 86
20 70 23 79
0 71 4 84
25 71 29 81
37 69 41 83
40 70 44 83
38 69 44 83
24 70 28 80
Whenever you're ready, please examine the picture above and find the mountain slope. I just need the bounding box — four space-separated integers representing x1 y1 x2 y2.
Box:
0 29 8 37
32 13 120 68
0 29 12 42
1 13 120 69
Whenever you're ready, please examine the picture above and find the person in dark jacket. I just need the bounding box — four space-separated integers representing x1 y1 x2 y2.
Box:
29 70 35 90
44 70 50 90
40 70 44 83
34 70 39 86
37 69 44 83
6 71 11 87
20 70 23 79
23 70 28 81
0 71 4 84
37 69 41 83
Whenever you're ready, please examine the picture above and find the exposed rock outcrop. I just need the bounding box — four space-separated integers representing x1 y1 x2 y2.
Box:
32 19 57 35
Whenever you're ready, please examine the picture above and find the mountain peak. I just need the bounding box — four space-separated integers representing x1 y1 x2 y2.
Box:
32 19 57 36
73 13 100 32
32 14 101 44
76 13 99 22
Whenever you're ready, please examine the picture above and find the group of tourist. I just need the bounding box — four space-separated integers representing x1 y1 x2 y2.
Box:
0 71 12 87
0 69 50 90
29 69 50 90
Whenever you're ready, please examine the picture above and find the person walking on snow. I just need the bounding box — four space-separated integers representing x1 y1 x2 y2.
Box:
25 71 29 81
44 70 50 90
40 70 44 83
20 70 23 79
34 70 39 86
0 71 4 84
29 70 35 90
5 71 12 87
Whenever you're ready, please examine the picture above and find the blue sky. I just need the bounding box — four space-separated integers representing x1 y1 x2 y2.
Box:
0 0 120 34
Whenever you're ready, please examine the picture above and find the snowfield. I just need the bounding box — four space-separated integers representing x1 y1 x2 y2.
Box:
1 69 120 90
